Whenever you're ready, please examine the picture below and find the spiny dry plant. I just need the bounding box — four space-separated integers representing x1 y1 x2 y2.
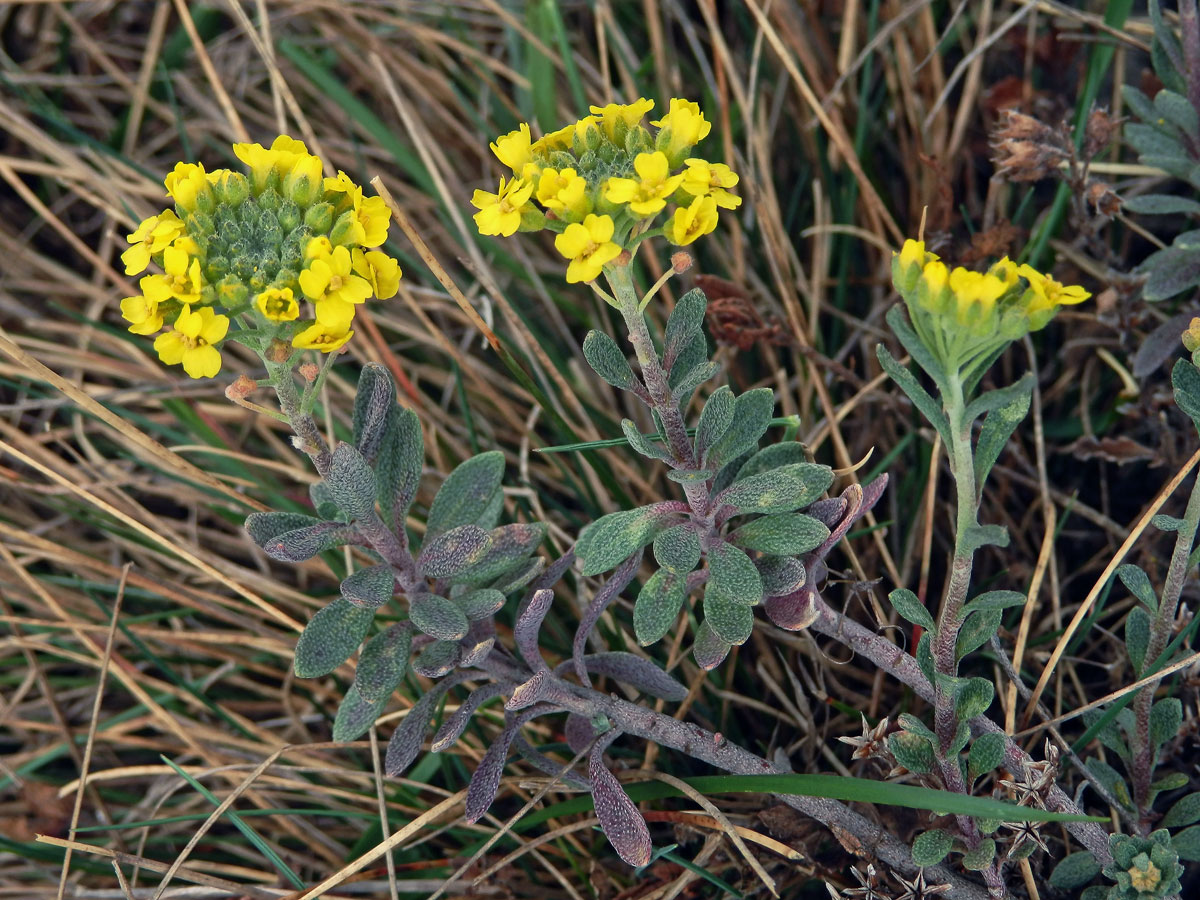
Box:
1 3 1198 900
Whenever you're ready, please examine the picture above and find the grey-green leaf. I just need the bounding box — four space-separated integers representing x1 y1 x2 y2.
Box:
705 388 775 470
294 598 375 678
454 588 506 620
703 588 754 644
327 443 377 522
887 731 933 774
332 685 386 742
1162 792 1200 829
734 442 808 481
911 829 954 867
583 330 639 392
706 540 763 606
691 619 732 670
717 463 834 515
663 287 707 369
1173 357 1200 434
411 639 461 678
973 385 1031 491
410 594 470 641
695 385 735 464
888 587 934 631
576 504 679 576
956 609 1002 661
426 451 505 539
354 622 412 702
341 565 396 609
1049 852 1102 890
960 590 1026 618
634 569 687 646
375 406 423 529
1150 697 1182 750
757 556 807 597
620 419 673 462
419 524 493 579
727 513 829 556
653 523 701 575
954 677 994 721
1127 606 1152 674
968 732 1007 779
352 363 395 463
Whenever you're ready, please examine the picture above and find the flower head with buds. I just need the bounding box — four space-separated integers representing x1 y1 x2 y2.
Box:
475 100 739 284
118 136 403 377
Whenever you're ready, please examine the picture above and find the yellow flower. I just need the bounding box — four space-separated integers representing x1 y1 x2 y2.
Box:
142 244 204 305
293 321 354 353
554 213 622 283
281 152 325 205
120 295 163 335
256 287 299 322
651 98 712 163
1017 264 1091 314
604 151 684 217
323 170 363 204
305 236 334 261
352 248 402 300
153 305 228 379
680 159 741 209
232 135 311 187
1183 317 1200 353
589 99 655 138
353 196 391 248
898 239 928 270
988 256 1020 289
490 123 533 173
298 244 372 307
666 195 719 245
122 210 184 275
472 175 535 237
948 268 1007 324
164 162 212 212
537 116 597 154
536 167 591 220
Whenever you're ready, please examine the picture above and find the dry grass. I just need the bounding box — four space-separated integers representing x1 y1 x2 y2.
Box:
0 2 1195 898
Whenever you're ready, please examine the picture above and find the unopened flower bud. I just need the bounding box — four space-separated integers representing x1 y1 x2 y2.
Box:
304 202 334 234
671 251 693 273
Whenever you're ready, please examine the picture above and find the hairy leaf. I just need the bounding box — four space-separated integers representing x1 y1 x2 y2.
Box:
960 590 1026 618
332 685 386 743
352 363 395 463
464 708 545 822
756 556 807 597
294 598 375 678
911 829 954 867
449 522 546 585
763 586 819 630
662 287 707 369
1127 606 1151 674
634 569 687 646
735 442 808 481
968 732 1008 780
695 385 735 464
653 523 701 575
426 451 505 539
590 734 653 866
1049 852 1101 890
247 514 353 562
888 731 934 774
1162 792 1200 829
692 619 732 670
703 587 754 644
1173 357 1200 434
888 587 934 631
418 524 493 579
973 382 1031 491
583 652 687 701
705 387 775 470
341 564 396 609
705 540 763 606
375 406 423 529
876 342 950 442
431 683 506 752
620 419 673 462
1151 697 1182 750
954 677 994 721
716 463 833 515
956 608 1002 661
409 594 469 641
573 551 643 683
454 588 506 620
384 674 465 776
1117 564 1159 612
728 513 828 556
583 329 639 392
327 443 377 522
576 505 679 576
411 639 462 678
515 588 554 672
354 622 413 703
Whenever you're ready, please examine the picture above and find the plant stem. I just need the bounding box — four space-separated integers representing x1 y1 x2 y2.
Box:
267 359 332 477
1131 469 1200 822
605 266 709 516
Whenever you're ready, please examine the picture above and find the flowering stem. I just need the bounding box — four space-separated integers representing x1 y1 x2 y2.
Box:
266 358 333 477
603 265 709 516
1131 469 1200 824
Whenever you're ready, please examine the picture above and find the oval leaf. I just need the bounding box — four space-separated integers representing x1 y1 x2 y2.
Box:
294 598 375 678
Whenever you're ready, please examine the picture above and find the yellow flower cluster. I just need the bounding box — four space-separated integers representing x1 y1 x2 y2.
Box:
473 99 740 283
119 136 402 378
893 239 1090 370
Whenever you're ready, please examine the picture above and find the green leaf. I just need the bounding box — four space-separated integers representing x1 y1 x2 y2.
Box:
692 619 732 670
911 829 954 867
411 639 461 678
956 609 1002 661
1151 697 1182 750
669 358 718 399
734 442 808 480
352 363 395 464
1143 248 1200 301
634 569 687 646
1118 564 1156 614
885 305 950 392
916 632 935 686
973 384 1031 491
666 468 714 483
1155 89 1198 138
331 684 387 742
949 720 971 755
960 524 1009 554
1124 193 1200 216
876 344 950 444
1127 606 1152 674
576 505 679 576
1173 358 1200 434
1172 824 1200 861
419 524 493 579
653 523 701 575
620 419 672 462
1049 852 1102 890
954 677 994 721
888 731 934 775
887 587 934 631
375 406 423 529
354 623 412 702
717 463 833 515
727 513 828 556
341 565 396 610
1162 792 1200 829
963 373 1035 424
960 590 1026 618
409 594 469 641
706 541 763 606
968 732 1007 779
961 838 996 871
294 598 375 678
1086 758 1133 808
663 288 707 368
426 451 505 540
583 330 639 392
695 385 735 464
326 443 378 522
1123 84 1159 127
454 588 506 620
702 588 755 644
704 388 776 471
1153 513 1185 532
447 522 546 586
757 556 807 597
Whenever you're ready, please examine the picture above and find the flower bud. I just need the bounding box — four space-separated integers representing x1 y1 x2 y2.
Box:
329 210 362 247
304 202 334 234
671 251 693 274
276 199 301 233
217 171 250 207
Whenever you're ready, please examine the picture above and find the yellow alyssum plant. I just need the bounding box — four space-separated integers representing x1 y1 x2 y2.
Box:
119 135 403 377
472 98 740 284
